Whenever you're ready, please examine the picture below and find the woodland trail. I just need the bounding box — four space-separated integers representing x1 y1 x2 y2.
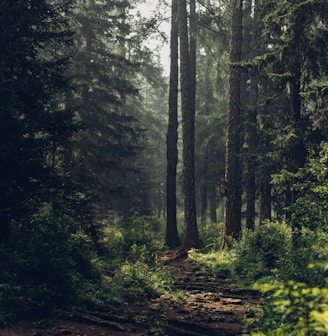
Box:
0 252 261 336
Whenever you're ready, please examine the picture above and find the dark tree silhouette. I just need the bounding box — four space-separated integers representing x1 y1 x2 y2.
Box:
165 0 181 248
179 0 200 249
222 0 243 248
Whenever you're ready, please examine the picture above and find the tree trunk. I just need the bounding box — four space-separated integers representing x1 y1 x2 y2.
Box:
165 0 181 248
259 171 272 223
245 74 257 230
287 13 306 246
200 151 208 227
208 183 217 223
179 0 200 249
222 0 243 249
245 0 259 230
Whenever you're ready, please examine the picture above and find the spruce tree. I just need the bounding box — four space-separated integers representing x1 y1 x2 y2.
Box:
259 0 328 237
0 0 76 241
71 0 144 220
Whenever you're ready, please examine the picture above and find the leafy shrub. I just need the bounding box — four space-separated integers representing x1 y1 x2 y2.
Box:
122 216 154 247
95 215 171 299
0 213 102 323
279 229 328 286
187 248 234 279
231 221 292 282
114 244 173 297
96 215 163 268
115 260 173 297
198 222 224 252
253 275 328 335
287 144 328 232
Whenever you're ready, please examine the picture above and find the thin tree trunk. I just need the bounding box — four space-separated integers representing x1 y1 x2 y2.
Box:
208 183 217 223
165 0 181 248
244 0 258 230
200 151 208 227
222 0 243 249
245 75 257 230
287 13 306 246
179 0 200 249
260 170 272 223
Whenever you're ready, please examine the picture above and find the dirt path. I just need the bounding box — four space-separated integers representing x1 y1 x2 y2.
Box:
0 253 261 336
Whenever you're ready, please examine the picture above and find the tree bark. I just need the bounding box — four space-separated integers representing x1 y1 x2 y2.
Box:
259 170 272 223
208 183 217 223
165 0 181 248
245 74 258 230
222 0 243 248
287 16 306 246
245 0 259 230
200 151 208 227
179 0 200 249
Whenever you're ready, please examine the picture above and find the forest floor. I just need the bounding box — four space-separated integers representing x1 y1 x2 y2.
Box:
0 251 261 336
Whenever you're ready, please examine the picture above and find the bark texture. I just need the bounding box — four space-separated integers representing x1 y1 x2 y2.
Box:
179 0 199 249
165 0 181 248
222 0 243 248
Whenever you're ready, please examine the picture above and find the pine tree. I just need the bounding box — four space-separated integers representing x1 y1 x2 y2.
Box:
259 0 328 237
71 0 144 220
0 0 76 241
195 0 229 226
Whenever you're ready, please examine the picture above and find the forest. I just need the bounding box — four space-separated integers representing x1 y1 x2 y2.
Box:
0 0 327 335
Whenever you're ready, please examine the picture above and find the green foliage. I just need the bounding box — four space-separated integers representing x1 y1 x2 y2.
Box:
122 216 155 249
97 215 171 298
0 213 172 325
279 229 328 286
71 0 158 219
115 257 173 297
0 0 77 240
231 222 292 283
253 276 328 335
198 222 224 252
187 248 234 279
118 218 172 297
289 144 328 231
0 213 102 323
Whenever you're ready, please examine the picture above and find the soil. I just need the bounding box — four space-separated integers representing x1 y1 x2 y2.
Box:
0 251 261 336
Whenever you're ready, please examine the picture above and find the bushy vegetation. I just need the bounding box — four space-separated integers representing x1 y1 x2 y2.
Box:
191 220 328 335
198 221 224 252
231 221 291 283
101 216 173 298
252 275 328 336
0 214 172 325
188 143 328 335
0 213 102 324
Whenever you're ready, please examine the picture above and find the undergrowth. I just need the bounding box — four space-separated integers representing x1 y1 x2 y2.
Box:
0 214 172 326
190 218 328 336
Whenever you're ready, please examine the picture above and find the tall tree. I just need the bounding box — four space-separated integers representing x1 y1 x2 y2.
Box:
244 0 260 230
222 0 243 248
0 0 76 241
165 0 181 248
179 0 200 249
259 0 328 236
71 0 144 221
194 0 230 226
